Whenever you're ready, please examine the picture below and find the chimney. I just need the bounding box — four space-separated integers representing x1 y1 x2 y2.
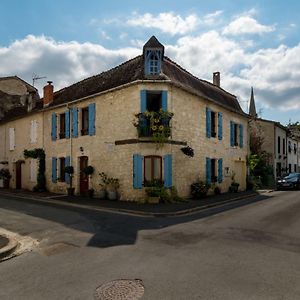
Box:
43 81 53 107
213 72 220 87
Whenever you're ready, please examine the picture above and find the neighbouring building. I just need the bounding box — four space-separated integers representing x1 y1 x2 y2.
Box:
249 89 299 178
0 36 249 200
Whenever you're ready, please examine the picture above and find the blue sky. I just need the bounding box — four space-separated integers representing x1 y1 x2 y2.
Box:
1 0 300 124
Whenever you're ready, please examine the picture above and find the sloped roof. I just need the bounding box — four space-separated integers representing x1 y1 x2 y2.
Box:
1 37 247 123
51 55 244 114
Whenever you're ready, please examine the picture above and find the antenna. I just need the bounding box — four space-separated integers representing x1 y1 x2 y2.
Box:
32 73 47 87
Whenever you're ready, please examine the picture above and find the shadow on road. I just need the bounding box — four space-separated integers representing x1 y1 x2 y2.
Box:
0 193 272 248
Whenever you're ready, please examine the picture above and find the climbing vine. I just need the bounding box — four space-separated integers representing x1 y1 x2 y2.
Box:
24 148 46 192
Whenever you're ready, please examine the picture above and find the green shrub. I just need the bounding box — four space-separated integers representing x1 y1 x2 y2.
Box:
191 181 210 199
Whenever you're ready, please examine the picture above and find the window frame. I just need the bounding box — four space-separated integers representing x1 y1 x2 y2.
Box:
59 113 66 139
211 111 217 138
59 157 66 182
211 158 217 183
81 107 89 136
143 155 162 184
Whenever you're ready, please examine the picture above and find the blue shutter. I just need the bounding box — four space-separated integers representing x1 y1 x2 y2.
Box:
51 113 57 141
206 157 211 185
133 154 143 189
230 121 234 146
88 103 96 136
140 90 147 136
72 108 78 138
65 156 70 184
239 124 244 148
206 107 211 138
164 154 172 188
51 157 57 183
140 90 147 112
161 91 168 111
218 158 223 183
65 110 70 139
218 112 223 140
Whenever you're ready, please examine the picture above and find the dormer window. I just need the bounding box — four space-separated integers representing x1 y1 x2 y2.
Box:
145 50 161 75
143 36 164 76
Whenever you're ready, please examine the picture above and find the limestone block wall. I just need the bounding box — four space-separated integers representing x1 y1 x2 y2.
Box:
44 82 248 199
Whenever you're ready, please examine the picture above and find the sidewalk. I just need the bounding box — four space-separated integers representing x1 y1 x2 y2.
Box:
0 188 261 217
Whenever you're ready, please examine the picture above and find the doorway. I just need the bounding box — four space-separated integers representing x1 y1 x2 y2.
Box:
79 156 89 195
16 161 22 189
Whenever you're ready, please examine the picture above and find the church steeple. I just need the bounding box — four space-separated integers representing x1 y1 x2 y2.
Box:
249 87 257 118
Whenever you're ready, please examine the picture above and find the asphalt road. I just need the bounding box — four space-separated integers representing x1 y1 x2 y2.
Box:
0 190 299 300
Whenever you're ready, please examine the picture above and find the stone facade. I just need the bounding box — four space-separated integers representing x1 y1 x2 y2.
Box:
43 82 248 200
0 111 43 190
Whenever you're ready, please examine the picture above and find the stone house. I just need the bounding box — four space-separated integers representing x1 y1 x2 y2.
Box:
248 89 299 178
0 36 249 200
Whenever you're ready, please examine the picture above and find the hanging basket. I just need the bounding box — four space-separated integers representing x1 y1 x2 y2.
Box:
181 146 194 157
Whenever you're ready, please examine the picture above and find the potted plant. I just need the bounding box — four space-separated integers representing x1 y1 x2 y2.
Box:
99 172 109 199
191 181 210 199
83 166 94 198
214 186 221 195
145 186 161 204
229 171 239 193
0 168 11 188
181 146 194 157
106 177 120 200
64 166 75 196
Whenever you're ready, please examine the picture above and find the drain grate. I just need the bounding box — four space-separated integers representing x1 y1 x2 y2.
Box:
94 279 144 300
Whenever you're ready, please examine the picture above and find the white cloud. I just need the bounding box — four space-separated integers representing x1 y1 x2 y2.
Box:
1 32 300 113
0 35 139 93
127 12 199 35
223 16 275 35
203 10 223 25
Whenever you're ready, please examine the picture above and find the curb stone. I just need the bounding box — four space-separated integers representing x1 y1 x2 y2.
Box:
0 236 18 260
0 191 259 217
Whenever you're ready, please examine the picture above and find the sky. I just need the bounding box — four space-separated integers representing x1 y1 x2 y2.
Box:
0 0 300 125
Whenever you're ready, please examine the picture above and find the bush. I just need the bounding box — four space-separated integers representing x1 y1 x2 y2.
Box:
83 165 94 175
191 181 210 199
64 166 74 174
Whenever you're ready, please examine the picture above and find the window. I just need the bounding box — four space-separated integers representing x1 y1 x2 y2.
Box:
211 159 217 183
288 141 292 153
30 120 38 143
59 113 66 139
59 157 66 182
289 164 292 173
283 138 286 154
81 107 89 136
211 111 216 137
145 50 161 75
230 121 243 147
144 156 162 183
295 164 297 172
206 109 222 140
294 144 297 154
233 123 239 146
146 92 162 112
9 127 15 151
278 137 281 154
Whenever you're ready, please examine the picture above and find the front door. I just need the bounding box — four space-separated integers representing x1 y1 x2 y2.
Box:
16 161 22 189
79 156 89 195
